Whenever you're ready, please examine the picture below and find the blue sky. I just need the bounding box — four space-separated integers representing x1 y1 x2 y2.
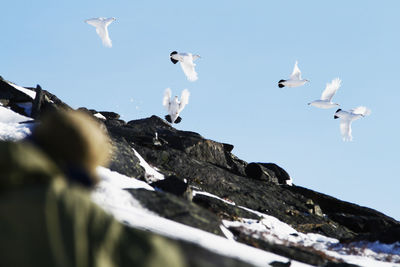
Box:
2 1 400 220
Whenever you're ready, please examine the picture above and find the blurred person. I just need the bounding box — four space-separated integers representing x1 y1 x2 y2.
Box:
0 109 185 267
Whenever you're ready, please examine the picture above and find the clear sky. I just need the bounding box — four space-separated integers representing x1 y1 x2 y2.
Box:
2 1 400 220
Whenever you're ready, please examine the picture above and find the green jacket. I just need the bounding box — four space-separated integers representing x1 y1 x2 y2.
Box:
0 141 185 267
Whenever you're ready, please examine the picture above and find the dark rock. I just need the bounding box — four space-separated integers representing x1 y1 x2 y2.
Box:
352 225 400 244
245 162 290 185
0 78 33 103
269 260 291 267
176 239 254 267
230 226 346 266
31 87 71 118
150 175 189 197
127 188 224 236
99 111 120 120
133 143 356 240
193 193 261 221
126 116 248 176
289 186 400 243
108 135 145 180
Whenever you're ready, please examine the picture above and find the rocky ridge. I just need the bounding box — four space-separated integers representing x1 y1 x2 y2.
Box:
1 77 399 266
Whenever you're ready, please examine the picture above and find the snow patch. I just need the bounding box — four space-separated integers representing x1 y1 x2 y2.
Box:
132 148 165 182
7 81 36 99
192 190 236 205
94 113 106 120
96 166 154 191
0 106 33 141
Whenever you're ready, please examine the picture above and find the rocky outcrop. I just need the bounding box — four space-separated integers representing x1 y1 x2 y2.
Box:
2 80 400 266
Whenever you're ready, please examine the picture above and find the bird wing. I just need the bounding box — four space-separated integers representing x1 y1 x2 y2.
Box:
85 18 112 47
180 57 198 82
179 89 190 112
290 61 302 80
339 119 353 141
104 17 115 27
192 54 201 61
350 106 371 116
321 78 341 101
85 18 103 28
162 88 172 111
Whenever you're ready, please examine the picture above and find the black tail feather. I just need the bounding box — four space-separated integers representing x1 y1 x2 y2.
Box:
170 51 179 64
334 115 339 119
165 115 172 123
174 116 182 124
278 79 286 88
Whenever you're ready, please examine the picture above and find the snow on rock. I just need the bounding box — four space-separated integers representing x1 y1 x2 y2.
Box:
133 148 165 182
94 113 106 120
192 190 236 205
96 166 154 191
7 81 36 99
222 207 400 266
92 167 312 266
92 167 157 219
0 106 33 141
0 106 32 124
191 190 400 266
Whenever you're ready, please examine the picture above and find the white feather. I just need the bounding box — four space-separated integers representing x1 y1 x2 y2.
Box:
350 106 371 116
340 119 353 141
321 78 341 101
162 88 172 111
335 106 371 141
179 89 190 112
290 61 302 81
85 17 115 48
180 57 198 82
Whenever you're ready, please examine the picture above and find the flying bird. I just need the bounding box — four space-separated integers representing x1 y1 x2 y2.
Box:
85 17 116 47
162 88 190 124
278 61 309 88
170 51 200 82
308 78 341 109
334 106 371 141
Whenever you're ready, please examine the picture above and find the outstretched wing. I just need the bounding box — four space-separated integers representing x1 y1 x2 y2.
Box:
104 17 116 26
85 18 103 28
339 119 353 142
290 61 302 80
179 89 190 112
350 106 371 116
321 78 341 101
85 18 112 47
180 56 198 82
162 88 171 111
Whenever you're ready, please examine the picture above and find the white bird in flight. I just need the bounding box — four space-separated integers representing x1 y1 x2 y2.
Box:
170 51 200 82
162 88 190 124
308 78 341 109
334 106 371 141
85 17 116 47
278 61 309 88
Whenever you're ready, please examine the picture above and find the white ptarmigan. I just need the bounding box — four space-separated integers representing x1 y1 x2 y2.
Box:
278 61 309 88
334 106 371 141
170 51 200 82
308 78 341 109
162 88 190 124
85 17 116 47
